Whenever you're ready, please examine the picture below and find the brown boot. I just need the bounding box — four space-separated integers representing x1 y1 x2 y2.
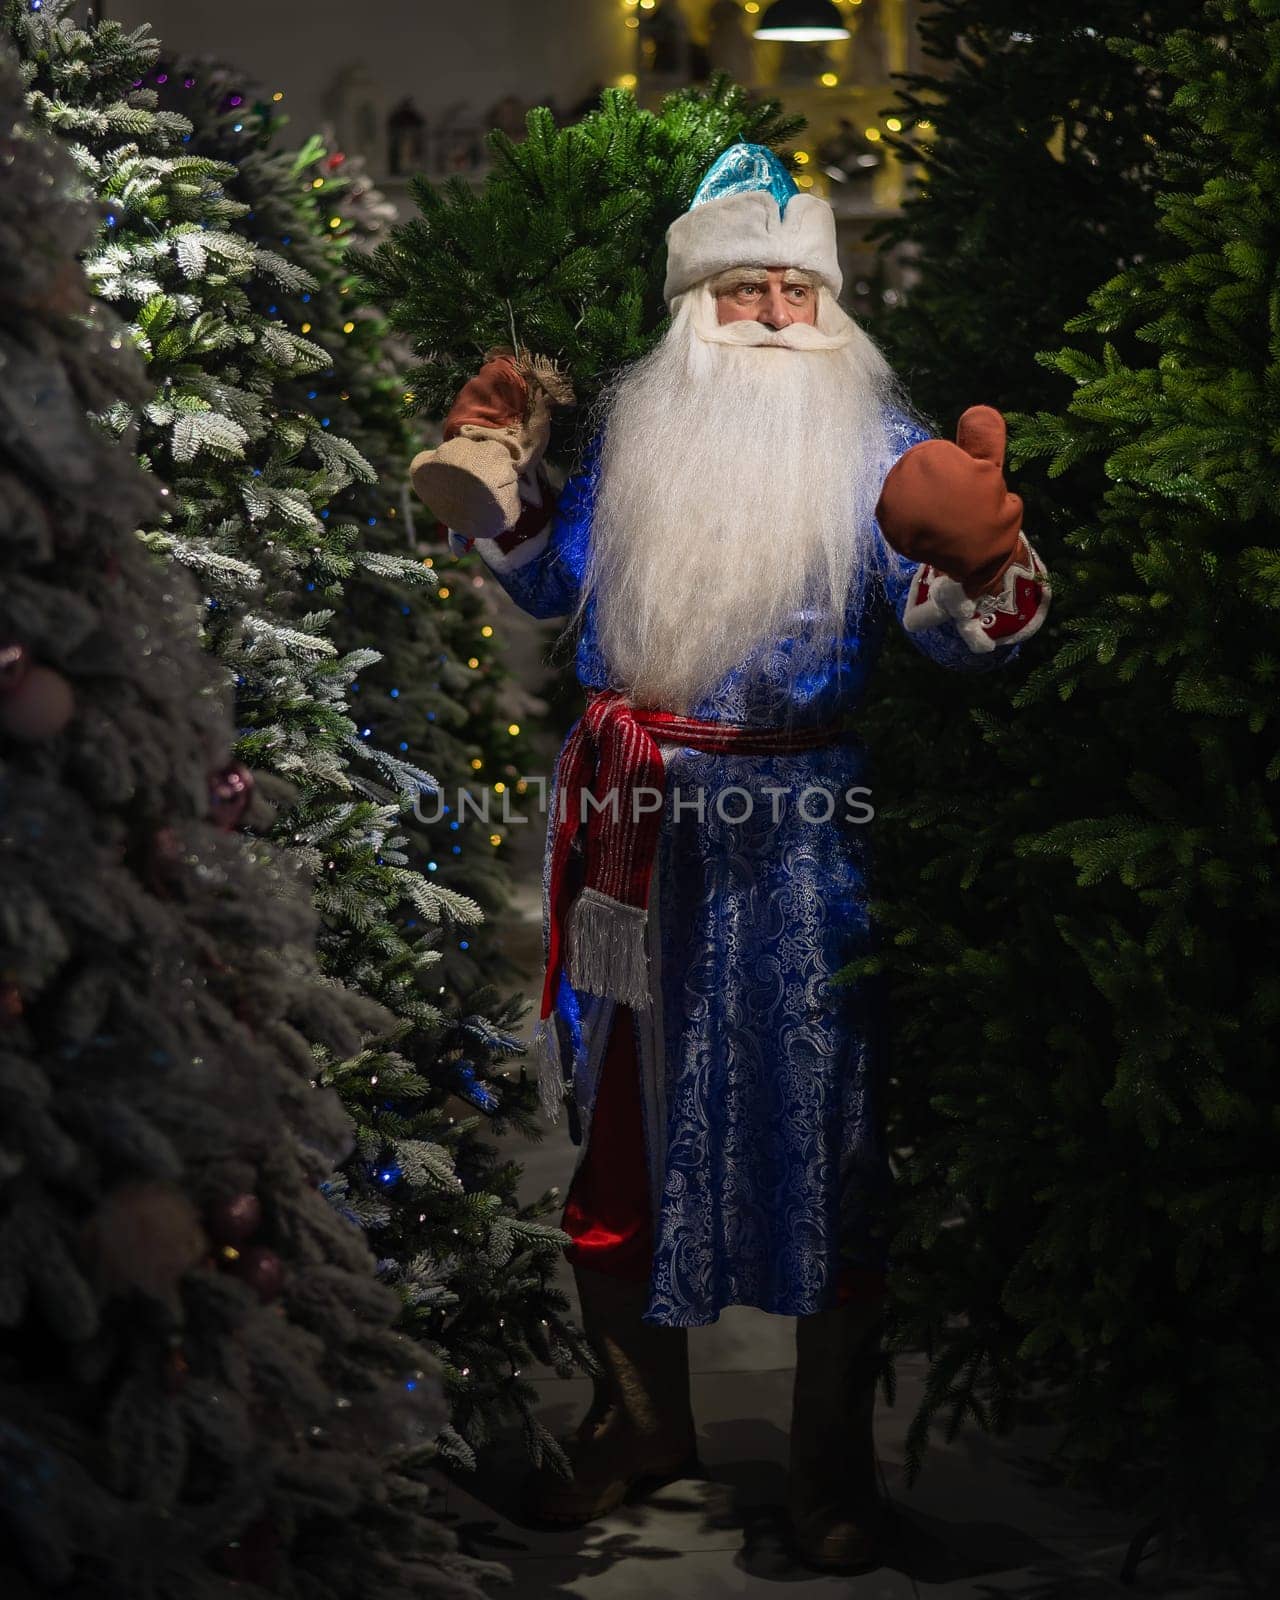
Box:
523 1265 700 1524
787 1297 887 1572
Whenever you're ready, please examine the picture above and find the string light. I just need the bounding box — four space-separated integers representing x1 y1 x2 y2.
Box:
794 150 810 165
438 586 450 599
507 723 520 736
489 833 502 847
480 625 493 637
796 174 815 188
342 320 355 333
272 91 284 101
467 657 479 668
617 73 637 89
886 116 903 132
471 758 483 771
312 177 324 189
820 72 839 86
300 321 312 332
865 127 882 142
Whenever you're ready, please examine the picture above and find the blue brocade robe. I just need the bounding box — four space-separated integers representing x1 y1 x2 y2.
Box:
467 414 1024 1327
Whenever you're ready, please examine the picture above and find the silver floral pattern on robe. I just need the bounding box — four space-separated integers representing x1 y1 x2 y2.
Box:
486 413 1023 1326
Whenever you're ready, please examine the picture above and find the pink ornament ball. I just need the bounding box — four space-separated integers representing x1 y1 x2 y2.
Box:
209 762 254 829
0 663 74 742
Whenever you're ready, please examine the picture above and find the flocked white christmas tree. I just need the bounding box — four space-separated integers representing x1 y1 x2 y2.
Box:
0 38 504 1597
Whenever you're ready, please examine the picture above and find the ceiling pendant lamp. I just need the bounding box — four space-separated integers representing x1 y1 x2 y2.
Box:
752 0 851 43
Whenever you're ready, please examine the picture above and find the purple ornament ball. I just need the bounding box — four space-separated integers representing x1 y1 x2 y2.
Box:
209 1192 262 1246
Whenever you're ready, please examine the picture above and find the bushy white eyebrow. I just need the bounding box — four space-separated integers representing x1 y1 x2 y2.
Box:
708 266 768 291
707 266 818 292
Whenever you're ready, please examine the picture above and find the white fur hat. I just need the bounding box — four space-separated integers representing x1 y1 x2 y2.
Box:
663 144 842 306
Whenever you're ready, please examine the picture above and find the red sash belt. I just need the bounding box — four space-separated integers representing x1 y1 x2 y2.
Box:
539 688 846 1031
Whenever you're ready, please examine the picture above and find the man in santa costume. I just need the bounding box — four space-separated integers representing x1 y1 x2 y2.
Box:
410 144 1049 1571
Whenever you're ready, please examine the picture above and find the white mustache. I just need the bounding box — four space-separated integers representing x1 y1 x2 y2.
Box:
692 314 853 352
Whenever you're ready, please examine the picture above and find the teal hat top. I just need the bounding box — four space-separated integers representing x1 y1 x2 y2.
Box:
689 142 799 213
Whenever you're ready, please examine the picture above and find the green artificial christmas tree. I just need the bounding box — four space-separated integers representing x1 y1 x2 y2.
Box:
360 73 806 781
848 0 1279 1579
846 0 1210 1433
362 76 802 470
0 45 500 1597
873 0 1206 445
6 3 591 1474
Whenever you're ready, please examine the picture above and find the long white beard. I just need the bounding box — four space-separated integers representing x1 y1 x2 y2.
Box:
579 286 904 714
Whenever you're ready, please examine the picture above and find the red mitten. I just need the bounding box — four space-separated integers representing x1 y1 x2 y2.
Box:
409 350 573 541
876 406 1025 600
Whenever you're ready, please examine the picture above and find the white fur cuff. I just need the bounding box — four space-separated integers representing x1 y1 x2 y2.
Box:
903 537 1052 653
